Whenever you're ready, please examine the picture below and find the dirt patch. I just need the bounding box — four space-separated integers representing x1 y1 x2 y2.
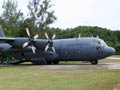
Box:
107 63 120 69
113 84 120 90
40 64 106 71
1 61 120 71
39 62 120 71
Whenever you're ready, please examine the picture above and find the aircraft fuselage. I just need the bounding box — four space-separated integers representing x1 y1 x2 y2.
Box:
4 37 115 65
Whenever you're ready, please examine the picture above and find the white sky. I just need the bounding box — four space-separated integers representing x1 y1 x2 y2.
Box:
0 0 120 30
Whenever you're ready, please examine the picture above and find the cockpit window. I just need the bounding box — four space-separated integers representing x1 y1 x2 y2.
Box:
99 39 107 46
93 40 101 45
92 39 107 46
98 41 101 44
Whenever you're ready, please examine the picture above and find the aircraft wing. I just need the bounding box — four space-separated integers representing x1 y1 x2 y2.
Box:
0 37 15 43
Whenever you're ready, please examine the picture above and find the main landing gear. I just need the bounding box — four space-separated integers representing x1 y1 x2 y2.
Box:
53 61 59 64
90 60 98 65
46 61 59 65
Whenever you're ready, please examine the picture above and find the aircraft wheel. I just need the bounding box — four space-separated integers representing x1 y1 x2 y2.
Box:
46 61 52 65
32 62 40 65
53 61 59 64
91 60 98 65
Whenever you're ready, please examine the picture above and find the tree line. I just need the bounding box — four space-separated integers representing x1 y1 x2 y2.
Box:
0 0 120 54
0 0 56 37
50 26 120 54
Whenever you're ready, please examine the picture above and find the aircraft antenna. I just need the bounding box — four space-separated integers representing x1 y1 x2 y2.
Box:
79 33 81 38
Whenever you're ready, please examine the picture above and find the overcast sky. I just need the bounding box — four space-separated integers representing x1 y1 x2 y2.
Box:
0 0 120 30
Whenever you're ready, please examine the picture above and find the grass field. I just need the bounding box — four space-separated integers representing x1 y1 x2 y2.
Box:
0 64 120 90
0 56 120 90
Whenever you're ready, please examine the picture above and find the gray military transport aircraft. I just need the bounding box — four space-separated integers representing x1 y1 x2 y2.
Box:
0 27 115 65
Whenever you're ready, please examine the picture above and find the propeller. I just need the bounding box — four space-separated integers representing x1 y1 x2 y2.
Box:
23 28 39 54
44 32 56 52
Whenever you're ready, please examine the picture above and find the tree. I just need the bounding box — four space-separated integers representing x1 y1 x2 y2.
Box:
2 0 23 36
28 0 56 31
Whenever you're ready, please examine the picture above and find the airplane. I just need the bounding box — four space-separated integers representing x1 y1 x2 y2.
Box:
0 26 115 65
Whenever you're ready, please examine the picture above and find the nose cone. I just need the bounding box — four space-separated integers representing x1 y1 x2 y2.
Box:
104 47 115 56
110 47 115 55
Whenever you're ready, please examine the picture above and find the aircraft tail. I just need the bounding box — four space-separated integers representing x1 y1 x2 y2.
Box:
0 26 5 37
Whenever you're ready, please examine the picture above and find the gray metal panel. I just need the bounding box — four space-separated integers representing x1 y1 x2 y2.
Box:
59 38 98 61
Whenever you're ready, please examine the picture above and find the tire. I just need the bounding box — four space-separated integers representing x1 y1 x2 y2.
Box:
91 60 98 65
32 62 40 65
53 61 59 65
46 61 52 65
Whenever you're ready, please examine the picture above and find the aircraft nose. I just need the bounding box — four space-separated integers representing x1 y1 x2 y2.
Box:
104 47 115 56
111 47 115 55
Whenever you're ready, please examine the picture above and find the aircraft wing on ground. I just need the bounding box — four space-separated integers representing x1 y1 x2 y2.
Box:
0 37 37 53
0 37 29 48
0 27 56 53
0 37 15 43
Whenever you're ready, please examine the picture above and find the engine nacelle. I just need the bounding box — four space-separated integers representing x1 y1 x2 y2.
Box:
11 38 28 48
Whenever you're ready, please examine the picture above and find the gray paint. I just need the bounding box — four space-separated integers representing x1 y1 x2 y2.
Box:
53 38 115 61
0 27 115 64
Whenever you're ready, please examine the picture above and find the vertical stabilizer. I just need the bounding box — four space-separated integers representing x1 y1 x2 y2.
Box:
0 25 5 37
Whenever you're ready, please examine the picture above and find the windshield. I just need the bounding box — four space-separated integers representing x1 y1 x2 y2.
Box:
98 39 108 46
92 39 108 46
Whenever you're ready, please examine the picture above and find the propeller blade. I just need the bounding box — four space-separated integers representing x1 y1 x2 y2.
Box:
23 41 29 48
52 34 56 40
34 34 39 40
31 46 36 54
26 28 30 37
45 44 49 52
45 32 49 40
52 47 56 53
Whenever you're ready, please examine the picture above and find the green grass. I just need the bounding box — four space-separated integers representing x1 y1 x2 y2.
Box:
0 65 120 90
112 55 120 58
